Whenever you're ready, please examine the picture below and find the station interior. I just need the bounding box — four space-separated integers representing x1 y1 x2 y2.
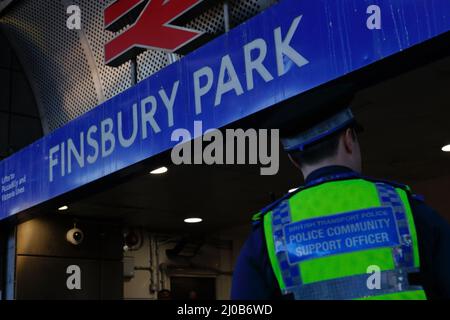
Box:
0 0 449 300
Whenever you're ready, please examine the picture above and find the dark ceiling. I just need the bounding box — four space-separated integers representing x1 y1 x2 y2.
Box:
64 55 450 233
0 1 14 15
0 29 42 160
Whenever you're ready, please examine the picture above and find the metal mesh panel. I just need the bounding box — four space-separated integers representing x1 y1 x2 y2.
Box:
230 0 276 27
137 49 169 83
73 0 133 102
186 2 226 34
0 0 277 132
0 0 99 131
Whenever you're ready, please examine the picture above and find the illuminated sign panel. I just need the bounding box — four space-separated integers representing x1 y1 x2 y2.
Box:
105 0 210 66
1 0 449 220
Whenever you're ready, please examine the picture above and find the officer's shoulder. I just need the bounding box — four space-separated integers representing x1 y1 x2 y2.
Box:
361 176 425 202
251 176 426 226
251 188 303 227
361 176 408 190
251 211 264 229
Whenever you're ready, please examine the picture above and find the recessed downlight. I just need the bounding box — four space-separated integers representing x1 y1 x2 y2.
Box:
184 218 203 224
150 167 168 175
442 144 450 152
58 205 69 212
289 188 299 193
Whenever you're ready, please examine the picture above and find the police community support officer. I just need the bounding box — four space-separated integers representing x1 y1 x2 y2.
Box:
231 108 450 300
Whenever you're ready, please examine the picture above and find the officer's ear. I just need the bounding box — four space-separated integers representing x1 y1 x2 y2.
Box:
342 128 357 154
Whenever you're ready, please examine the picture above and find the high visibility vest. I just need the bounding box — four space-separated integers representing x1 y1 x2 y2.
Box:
259 177 426 300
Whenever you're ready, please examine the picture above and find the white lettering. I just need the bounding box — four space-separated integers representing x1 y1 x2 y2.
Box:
159 81 179 128
67 134 85 174
86 125 99 164
141 96 161 137
49 145 59 182
244 38 274 90
101 118 116 158
215 55 244 107
193 66 214 115
274 15 309 76
118 103 138 148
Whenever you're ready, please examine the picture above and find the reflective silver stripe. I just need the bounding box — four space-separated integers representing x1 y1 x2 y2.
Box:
271 200 303 290
292 268 422 300
375 183 415 270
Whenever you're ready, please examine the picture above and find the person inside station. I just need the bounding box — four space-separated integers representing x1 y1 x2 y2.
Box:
231 103 450 300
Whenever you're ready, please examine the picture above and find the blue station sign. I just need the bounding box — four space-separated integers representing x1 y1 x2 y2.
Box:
1 0 450 220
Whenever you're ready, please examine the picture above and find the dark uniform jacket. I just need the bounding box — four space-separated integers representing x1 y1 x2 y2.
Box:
231 166 450 300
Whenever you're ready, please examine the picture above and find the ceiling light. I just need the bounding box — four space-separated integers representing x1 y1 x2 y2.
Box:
58 205 69 211
184 218 203 224
442 144 450 152
150 167 168 175
289 188 299 193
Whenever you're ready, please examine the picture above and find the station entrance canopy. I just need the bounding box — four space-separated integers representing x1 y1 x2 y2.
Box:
1 0 450 221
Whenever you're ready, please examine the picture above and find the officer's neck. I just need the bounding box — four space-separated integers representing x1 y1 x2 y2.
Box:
301 159 360 181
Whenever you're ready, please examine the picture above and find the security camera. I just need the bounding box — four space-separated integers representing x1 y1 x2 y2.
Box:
66 227 84 245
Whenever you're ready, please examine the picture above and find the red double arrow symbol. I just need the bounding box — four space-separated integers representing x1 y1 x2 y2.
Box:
105 0 206 67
